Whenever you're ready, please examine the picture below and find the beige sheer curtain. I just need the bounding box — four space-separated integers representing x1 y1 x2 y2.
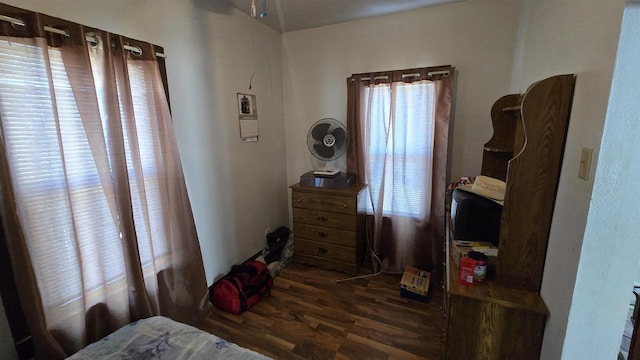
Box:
347 66 453 274
0 5 211 358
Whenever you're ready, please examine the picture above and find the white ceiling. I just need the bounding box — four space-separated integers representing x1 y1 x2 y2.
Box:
220 0 463 33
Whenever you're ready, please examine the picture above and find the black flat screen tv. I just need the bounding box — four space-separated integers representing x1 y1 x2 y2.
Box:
450 188 503 246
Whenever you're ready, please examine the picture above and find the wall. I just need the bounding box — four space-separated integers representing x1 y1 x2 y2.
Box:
281 0 522 188
0 295 16 360
561 3 640 359
510 0 625 358
1 0 289 284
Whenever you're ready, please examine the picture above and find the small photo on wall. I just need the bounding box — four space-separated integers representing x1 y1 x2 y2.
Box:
237 93 259 142
237 93 257 118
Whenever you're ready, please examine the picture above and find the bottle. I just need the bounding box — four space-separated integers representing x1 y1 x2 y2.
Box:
459 256 475 286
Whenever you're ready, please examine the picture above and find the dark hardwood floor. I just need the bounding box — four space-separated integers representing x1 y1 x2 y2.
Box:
199 263 444 360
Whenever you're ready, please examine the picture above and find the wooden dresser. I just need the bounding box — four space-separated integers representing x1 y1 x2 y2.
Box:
290 183 366 273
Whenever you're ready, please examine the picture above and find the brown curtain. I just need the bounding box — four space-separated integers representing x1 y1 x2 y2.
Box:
347 66 454 274
0 4 211 358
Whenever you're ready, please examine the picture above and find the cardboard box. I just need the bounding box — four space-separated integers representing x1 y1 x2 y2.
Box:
400 266 431 302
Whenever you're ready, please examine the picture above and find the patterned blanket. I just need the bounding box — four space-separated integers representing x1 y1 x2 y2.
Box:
67 316 270 360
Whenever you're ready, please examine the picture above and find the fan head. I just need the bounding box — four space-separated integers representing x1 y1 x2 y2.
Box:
307 118 349 161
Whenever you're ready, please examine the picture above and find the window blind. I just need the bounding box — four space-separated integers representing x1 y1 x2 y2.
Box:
364 81 435 218
0 39 126 320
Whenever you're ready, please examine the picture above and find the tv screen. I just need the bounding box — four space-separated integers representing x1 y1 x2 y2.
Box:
450 188 503 246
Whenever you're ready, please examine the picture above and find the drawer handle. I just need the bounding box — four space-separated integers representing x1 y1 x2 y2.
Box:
343 204 348 208
318 248 328 254
297 198 302 203
318 216 329 222
318 232 328 238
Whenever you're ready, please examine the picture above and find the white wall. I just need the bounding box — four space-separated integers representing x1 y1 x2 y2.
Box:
281 0 522 187
561 3 640 359
0 296 17 360
510 0 625 358
2 0 289 284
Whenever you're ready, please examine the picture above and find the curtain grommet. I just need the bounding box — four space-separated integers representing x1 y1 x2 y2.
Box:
10 21 26 31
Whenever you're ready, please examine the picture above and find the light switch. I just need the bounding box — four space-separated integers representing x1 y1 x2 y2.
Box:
578 147 593 181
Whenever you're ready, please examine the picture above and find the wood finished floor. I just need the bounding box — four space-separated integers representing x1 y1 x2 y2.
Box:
198 263 444 360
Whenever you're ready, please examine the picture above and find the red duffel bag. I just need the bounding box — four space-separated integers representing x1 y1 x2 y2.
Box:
211 261 273 314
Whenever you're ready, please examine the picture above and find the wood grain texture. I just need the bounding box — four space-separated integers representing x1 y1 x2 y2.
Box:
293 223 356 247
445 179 548 359
291 183 366 272
446 295 545 360
294 253 357 273
199 263 444 360
291 184 365 215
447 252 548 315
497 74 576 292
295 239 356 263
445 230 548 359
481 94 521 181
293 209 356 231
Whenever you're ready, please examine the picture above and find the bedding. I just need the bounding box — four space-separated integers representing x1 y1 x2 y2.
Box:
67 316 270 360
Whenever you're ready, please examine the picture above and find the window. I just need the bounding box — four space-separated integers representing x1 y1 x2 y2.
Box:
0 40 126 310
364 81 435 218
0 39 166 318
0 9 209 354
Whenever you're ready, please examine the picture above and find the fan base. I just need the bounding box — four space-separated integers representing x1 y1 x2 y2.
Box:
313 169 340 177
300 171 355 189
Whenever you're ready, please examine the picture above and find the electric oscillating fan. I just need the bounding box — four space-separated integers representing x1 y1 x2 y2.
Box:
307 118 349 177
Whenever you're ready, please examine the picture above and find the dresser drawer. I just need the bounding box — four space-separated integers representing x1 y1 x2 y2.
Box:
293 223 355 247
294 253 357 273
292 191 356 215
293 208 355 231
295 238 356 263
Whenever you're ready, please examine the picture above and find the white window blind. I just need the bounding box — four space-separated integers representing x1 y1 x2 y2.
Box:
364 81 435 218
0 38 172 327
121 61 169 270
0 38 126 317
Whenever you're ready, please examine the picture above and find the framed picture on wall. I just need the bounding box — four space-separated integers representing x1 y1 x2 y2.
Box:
237 93 257 118
237 93 259 142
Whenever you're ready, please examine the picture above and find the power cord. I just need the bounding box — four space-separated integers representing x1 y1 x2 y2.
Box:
336 202 384 283
335 248 383 283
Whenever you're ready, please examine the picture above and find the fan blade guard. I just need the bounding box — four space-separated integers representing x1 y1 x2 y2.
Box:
313 143 335 159
311 122 331 141
307 118 349 162
331 127 346 148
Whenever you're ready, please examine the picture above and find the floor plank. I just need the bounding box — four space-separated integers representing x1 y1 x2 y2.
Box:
198 263 444 359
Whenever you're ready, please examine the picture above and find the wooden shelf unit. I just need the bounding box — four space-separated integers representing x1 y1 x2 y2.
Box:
496 75 576 292
444 74 576 359
480 94 523 181
446 249 548 359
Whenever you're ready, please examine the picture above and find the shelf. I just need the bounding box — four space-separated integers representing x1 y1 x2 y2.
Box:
502 105 521 112
448 250 549 315
483 146 513 153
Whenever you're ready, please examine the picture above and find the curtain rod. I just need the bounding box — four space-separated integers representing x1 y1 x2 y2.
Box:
359 69 451 82
428 70 451 76
360 75 389 81
0 14 166 58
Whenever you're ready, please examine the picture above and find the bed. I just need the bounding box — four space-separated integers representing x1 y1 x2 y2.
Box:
67 316 270 360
